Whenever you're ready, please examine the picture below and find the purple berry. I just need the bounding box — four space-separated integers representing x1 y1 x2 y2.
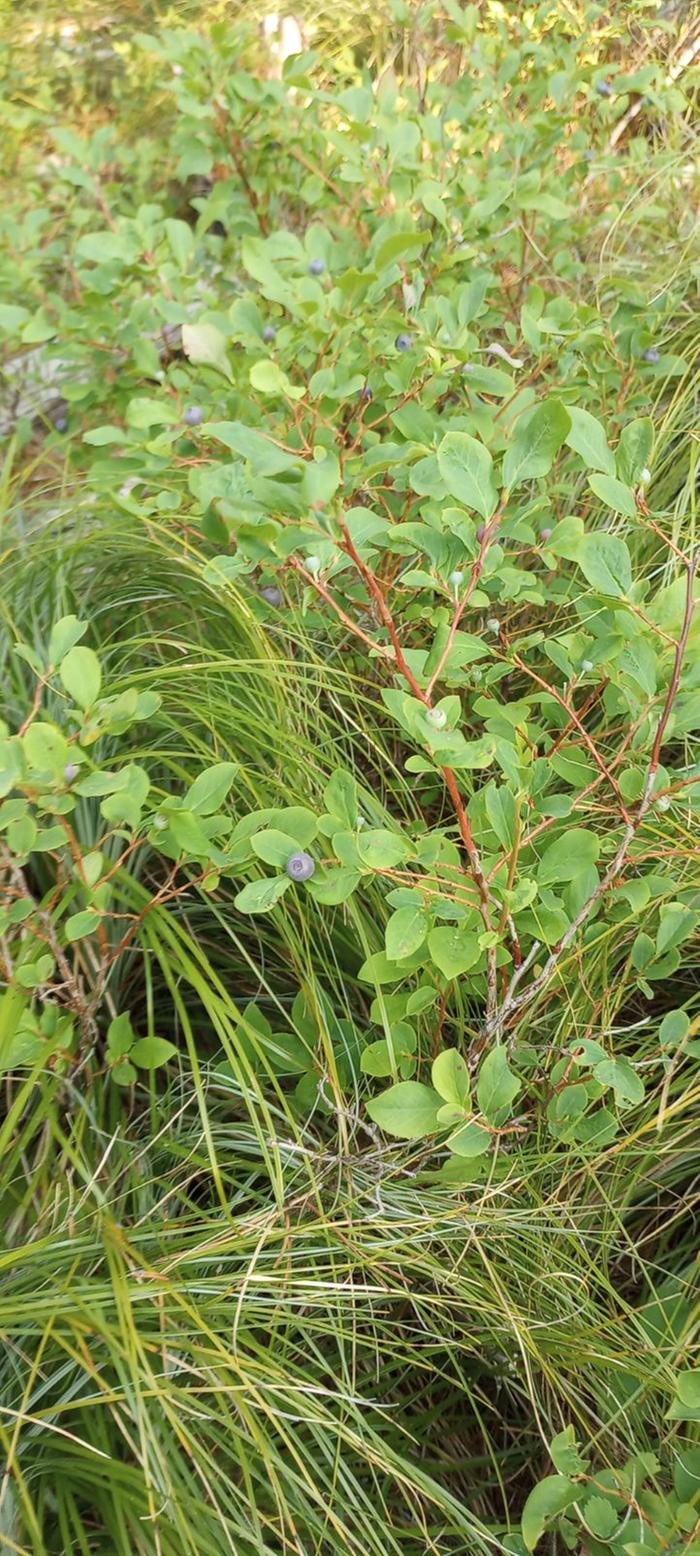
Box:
395 333 412 352
541 527 553 541
643 347 660 364
308 258 325 276
359 384 373 402
286 850 315 882
597 80 613 97
260 585 283 606
54 416 68 433
64 762 79 783
184 406 204 426
263 325 277 342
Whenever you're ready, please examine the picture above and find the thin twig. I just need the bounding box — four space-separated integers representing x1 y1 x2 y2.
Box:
484 551 697 1039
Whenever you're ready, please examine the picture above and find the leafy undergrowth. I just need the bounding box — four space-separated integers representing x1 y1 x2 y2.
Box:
1 3 700 1553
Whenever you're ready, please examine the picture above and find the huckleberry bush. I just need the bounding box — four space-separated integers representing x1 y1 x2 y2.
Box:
0 5 697 1166
520 1374 700 1553
0 619 240 1079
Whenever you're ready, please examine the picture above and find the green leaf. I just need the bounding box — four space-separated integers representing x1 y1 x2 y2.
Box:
7 815 37 855
582 1497 619 1540
107 1012 134 1058
181 322 233 382
575 532 634 597
304 867 360 905
373 229 430 270
185 762 238 815
111 1059 138 1086
617 417 653 484
446 1120 491 1157
164 217 194 271
656 903 697 956
385 905 428 961
250 359 304 400
250 829 300 867
130 1036 178 1069
366 1080 442 1139
476 1045 521 1125
126 396 179 429
675 1371 700 1408
484 785 516 848
502 399 570 489
588 472 637 517
65 909 101 941
436 432 499 519
549 1427 588 1478
0 303 30 332
83 425 125 446
76 230 135 263
323 769 358 829
60 646 102 709
16 954 55 989
165 809 214 856
32 824 69 852
235 875 291 914
564 406 615 475
361 1024 416 1078
358 830 412 870
48 615 87 666
659 1009 690 1047
22 725 68 778
521 1476 581 1551
593 1056 644 1105
537 827 600 885
432 1048 470 1108
427 925 481 978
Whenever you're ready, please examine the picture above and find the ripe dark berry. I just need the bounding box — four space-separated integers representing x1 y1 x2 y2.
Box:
286 850 315 881
359 384 373 402
596 80 613 97
260 585 283 606
54 416 68 433
184 406 204 426
308 258 325 276
263 325 276 342
395 333 412 351
64 762 79 783
643 347 660 364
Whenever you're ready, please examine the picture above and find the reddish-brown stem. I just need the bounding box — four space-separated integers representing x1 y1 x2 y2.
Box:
288 557 392 659
511 651 632 823
340 526 428 699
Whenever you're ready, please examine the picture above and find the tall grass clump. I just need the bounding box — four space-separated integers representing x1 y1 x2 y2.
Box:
1 2 699 1552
